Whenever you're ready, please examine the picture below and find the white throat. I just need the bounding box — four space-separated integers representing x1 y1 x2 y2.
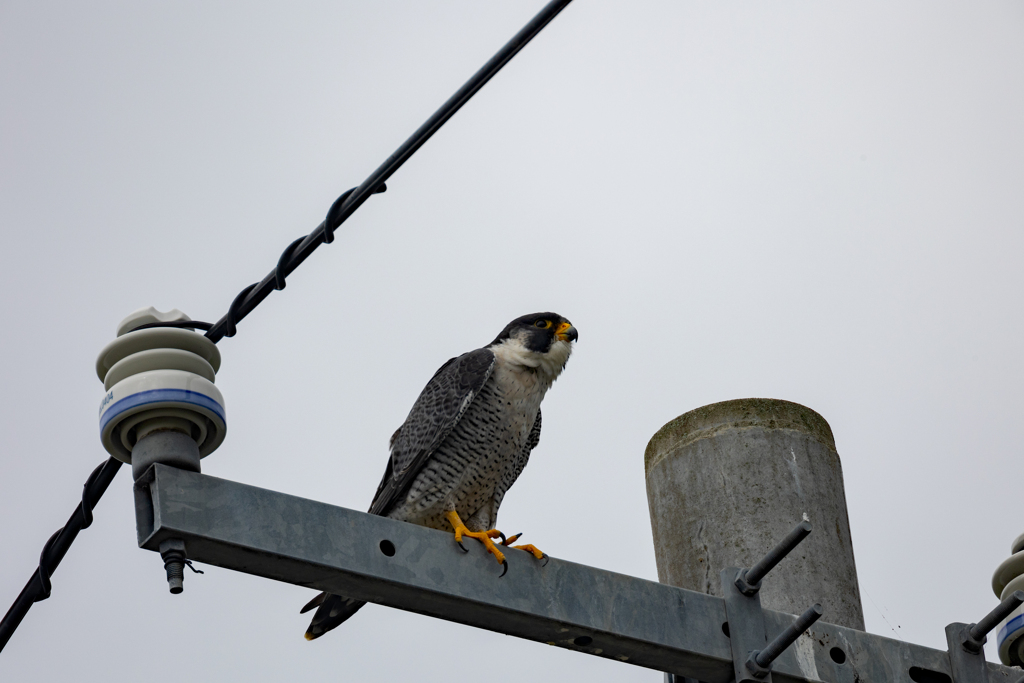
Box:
490 335 572 383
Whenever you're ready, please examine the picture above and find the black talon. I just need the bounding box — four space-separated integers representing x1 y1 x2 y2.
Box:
503 533 522 546
540 554 549 567
499 560 509 578
456 540 468 553
497 531 507 545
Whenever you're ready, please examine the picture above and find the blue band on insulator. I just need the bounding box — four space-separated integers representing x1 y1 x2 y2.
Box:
99 388 226 434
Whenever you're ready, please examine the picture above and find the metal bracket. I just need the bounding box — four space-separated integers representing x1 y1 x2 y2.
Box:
722 569 825 683
720 520 819 683
723 566 772 683
947 622 989 683
945 592 1024 683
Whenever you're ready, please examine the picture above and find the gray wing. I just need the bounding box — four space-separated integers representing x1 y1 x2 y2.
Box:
368 347 496 517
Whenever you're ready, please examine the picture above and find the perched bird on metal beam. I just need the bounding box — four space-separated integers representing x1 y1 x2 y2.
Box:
301 312 578 640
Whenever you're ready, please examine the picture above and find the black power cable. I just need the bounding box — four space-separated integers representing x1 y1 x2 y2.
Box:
0 458 123 651
205 0 574 344
0 0 574 654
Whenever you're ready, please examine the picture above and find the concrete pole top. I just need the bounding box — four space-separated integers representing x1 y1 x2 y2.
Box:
645 398 836 475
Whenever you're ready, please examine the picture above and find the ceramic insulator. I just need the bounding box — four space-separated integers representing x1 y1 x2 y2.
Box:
95 307 226 463
992 532 1024 665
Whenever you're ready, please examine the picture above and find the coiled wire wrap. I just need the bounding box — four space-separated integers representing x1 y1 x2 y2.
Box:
0 457 123 651
211 185 380 340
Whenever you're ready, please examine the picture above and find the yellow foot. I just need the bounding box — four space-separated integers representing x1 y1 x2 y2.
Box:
500 534 550 566
446 510 508 576
513 544 547 561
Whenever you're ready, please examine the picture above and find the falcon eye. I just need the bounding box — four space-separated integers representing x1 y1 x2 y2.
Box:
534 320 550 329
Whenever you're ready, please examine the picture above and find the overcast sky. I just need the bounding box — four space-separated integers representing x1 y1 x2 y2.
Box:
2 2 1024 681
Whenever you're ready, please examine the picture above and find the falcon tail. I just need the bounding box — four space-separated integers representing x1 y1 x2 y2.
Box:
302 592 366 640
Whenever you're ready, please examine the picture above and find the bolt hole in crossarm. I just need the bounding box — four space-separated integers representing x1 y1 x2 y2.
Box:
573 636 592 647
909 666 953 683
829 646 846 664
379 540 396 557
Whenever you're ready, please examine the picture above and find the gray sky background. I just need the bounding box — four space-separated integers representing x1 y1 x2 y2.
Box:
2 2 1023 681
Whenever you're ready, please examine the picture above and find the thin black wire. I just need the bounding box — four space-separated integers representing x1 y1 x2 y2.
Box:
0 457 123 652
0 0 574 654
205 0 574 344
131 320 214 332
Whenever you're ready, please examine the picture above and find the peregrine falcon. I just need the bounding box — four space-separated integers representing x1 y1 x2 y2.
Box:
301 312 578 640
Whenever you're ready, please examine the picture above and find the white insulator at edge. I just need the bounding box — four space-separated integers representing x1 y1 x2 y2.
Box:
95 307 226 465
992 532 1024 666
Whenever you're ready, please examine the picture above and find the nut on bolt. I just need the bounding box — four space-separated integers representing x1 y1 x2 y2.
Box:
159 539 188 594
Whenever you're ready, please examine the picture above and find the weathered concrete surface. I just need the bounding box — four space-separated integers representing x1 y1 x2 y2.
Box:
645 398 864 630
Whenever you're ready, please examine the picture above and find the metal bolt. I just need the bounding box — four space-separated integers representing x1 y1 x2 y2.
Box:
164 557 185 594
735 521 813 596
159 539 188 595
746 603 824 678
962 590 1024 653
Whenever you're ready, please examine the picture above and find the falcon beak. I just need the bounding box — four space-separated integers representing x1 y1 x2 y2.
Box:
556 322 578 342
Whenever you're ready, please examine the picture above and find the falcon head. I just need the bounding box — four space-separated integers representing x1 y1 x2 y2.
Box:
488 312 578 377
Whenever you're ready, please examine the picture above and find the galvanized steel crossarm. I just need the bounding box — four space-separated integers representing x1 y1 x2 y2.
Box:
135 465 1016 683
